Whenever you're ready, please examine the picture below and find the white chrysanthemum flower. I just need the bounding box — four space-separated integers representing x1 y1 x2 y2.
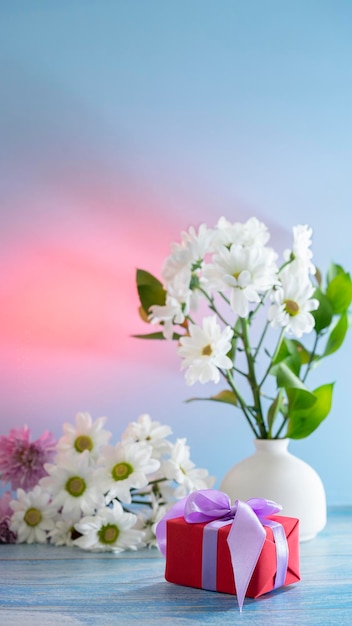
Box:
284 224 316 275
177 315 233 385
149 294 186 340
268 266 319 338
162 223 215 286
150 225 216 338
180 223 215 261
96 441 160 504
242 216 272 247
10 485 56 544
204 244 278 317
48 516 81 546
122 414 173 458
73 501 144 553
215 216 271 248
40 451 103 520
163 438 215 498
55 412 111 464
134 499 168 548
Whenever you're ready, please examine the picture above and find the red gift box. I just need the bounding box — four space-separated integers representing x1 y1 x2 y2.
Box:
165 514 300 599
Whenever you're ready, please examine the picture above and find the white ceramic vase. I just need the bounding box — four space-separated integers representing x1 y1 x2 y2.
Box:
219 438 327 542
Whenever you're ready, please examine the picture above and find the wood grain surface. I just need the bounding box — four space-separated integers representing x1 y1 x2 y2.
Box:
0 507 351 625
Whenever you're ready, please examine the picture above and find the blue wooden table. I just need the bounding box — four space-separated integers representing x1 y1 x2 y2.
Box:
0 507 351 626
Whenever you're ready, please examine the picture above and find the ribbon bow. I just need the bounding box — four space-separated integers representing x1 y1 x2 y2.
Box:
156 489 289 611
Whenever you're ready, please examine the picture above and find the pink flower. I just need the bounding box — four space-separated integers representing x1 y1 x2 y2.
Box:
0 491 17 543
0 426 56 491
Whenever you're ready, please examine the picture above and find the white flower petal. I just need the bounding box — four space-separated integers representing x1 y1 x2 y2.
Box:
177 315 233 386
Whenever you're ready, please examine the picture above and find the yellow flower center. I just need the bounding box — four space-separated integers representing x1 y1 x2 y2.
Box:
202 344 212 356
24 507 42 527
284 299 300 316
98 523 120 545
112 462 133 482
74 435 93 453
65 476 86 497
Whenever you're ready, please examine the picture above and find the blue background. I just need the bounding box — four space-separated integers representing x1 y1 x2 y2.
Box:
0 1 351 504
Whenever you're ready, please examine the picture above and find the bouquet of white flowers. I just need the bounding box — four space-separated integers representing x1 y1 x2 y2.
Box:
0 414 214 550
135 217 351 440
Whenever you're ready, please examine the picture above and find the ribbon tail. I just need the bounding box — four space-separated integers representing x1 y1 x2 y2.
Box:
227 500 266 612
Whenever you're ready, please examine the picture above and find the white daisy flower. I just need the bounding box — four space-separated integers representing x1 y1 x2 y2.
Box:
122 414 173 458
162 244 192 287
215 216 271 248
134 498 168 548
242 217 272 247
40 450 103 520
268 266 319 338
73 501 144 553
177 315 233 385
214 216 246 247
162 223 215 286
204 243 278 317
10 485 56 544
284 224 316 275
48 516 81 547
180 223 215 262
149 294 186 340
150 225 216 339
96 441 160 504
163 438 215 498
55 412 111 464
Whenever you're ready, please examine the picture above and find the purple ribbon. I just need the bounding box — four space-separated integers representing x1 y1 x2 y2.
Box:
156 489 289 611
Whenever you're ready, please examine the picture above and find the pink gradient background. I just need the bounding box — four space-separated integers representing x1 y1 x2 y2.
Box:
1 1 351 504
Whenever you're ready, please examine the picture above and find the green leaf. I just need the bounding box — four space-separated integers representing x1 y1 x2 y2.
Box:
185 390 238 406
136 269 164 290
286 383 334 439
311 288 333 332
314 267 322 288
226 335 238 364
271 339 289 366
327 262 345 284
270 361 307 390
286 387 317 412
136 269 166 315
289 340 314 365
271 338 301 375
132 331 182 340
267 389 284 433
326 272 352 314
323 313 348 356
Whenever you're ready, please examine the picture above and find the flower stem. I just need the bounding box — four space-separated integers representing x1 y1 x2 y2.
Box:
240 318 267 438
302 332 320 382
273 415 288 439
143 478 168 486
254 319 270 359
197 286 232 327
259 327 285 388
267 388 285 438
223 370 261 438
